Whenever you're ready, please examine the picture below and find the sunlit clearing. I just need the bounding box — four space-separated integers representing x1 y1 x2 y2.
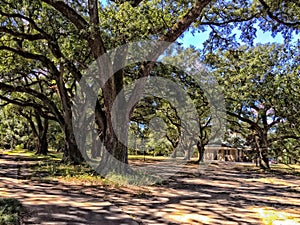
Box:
250 207 300 225
247 177 298 187
167 210 211 224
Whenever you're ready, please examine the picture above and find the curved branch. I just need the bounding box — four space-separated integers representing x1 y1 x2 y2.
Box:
226 110 261 131
127 0 211 112
0 26 45 41
41 0 88 30
2 99 58 122
0 9 50 37
201 13 260 26
162 0 211 43
0 83 64 125
0 45 59 75
259 0 300 26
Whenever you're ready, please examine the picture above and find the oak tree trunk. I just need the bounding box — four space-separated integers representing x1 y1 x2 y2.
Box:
254 134 270 170
95 119 130 176
35 119 49 155
196 140 205 163
61 115 84 164
57 74 83 164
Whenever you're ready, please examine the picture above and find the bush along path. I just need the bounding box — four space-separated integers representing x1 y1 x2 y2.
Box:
0 198 26 225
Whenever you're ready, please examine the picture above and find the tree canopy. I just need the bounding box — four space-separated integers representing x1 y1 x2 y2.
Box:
0 0 299 174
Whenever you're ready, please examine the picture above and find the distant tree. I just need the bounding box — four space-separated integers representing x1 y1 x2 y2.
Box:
0 104 33 150
205 43 300 169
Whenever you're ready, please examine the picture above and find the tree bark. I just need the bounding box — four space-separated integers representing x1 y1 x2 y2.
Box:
56 71 83 164
19 110 49 155
95 119 131 175
60 103 84 164
35 118 49 155
170 148 177 158
183 140 194 161
196 140 205 163
41 0 212 174
254 134 270 169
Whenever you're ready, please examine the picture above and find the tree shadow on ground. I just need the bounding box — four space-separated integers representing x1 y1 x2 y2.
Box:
106 161 300 224
1 153 299 225
0 153 139 225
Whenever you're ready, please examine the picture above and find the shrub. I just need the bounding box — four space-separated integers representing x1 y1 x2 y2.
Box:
0 198 25 225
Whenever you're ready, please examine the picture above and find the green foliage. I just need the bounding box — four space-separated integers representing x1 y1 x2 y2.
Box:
14 144 24 151
0 105 34 150
0 198 25 225
2 148 62 159
205 42 300 163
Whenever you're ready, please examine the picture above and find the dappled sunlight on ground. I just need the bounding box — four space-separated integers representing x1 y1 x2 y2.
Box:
1 151 300 225
250 207 300 225
166 209 211 224
247 177 300 188
0 154 139 225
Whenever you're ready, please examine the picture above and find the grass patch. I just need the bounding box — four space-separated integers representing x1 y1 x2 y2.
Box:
30 160 110 187
58 174 105 186
33 162 161 187
2 149 34 157
233 163 300 176
1 149 62 161
105 170 162 187
31 161 96 179
0 198 25 225
270 164 300 176
1 148 104 185
1 149 162 187
128 155 167 161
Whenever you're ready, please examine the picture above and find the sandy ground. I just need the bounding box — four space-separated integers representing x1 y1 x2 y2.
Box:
1 153 299 225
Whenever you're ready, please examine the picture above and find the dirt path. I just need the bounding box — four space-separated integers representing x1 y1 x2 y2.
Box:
109 161 300 225
0 154 139 225
1 153 299 225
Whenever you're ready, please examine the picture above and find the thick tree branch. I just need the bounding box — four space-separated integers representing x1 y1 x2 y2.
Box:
0 83 64 125
227 110 261 131
259 0 300 26
0 10 50 37
41 0 88 30
0 27 45 41
201 13 260 26
41 0 107 65
127 0 211 114
0 45 59 75
0 95 58 122
162 0 211 43
18 111 38 137
88 0 106 56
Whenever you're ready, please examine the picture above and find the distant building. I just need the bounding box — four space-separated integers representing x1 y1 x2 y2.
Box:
203 143 246 162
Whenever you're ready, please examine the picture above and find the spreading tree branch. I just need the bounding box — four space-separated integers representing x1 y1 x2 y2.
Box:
258 0 300 26
41 0 88 30
0 26 45 41
0 83 64 125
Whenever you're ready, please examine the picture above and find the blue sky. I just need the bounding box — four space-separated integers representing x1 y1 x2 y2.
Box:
179 28 294 49
100 0 299 48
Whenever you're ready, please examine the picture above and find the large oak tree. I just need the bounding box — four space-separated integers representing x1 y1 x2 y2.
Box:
0 0 299 174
